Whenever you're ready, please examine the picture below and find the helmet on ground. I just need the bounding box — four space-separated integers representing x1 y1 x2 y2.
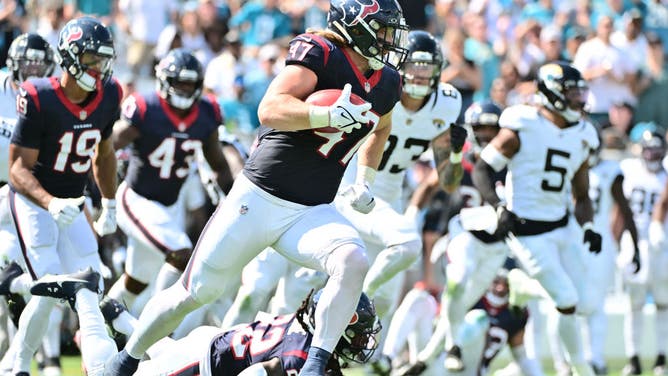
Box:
308 289 381 363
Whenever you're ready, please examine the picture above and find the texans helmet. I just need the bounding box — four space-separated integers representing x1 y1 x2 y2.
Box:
400 30 444 98
639 130 666 172
56 17 115 91
308 289 381 363
328 0 409 71
6 33 55 84
155 48 204 110
464 100 502 150
536 61 588 124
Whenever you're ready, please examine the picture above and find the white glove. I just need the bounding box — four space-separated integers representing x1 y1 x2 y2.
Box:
309 83 372 133
48 196 85 227
342 183 375 214
204 179 225 206
649 220 666 252
93 198 117 236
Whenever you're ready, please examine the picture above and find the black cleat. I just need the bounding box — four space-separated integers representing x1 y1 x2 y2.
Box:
0 261 23 295
30 268 100 310
591 362 608 376
99 296 128 338
655 354 666 375
444 345 464 372
622 355 642 376
5 293 26 328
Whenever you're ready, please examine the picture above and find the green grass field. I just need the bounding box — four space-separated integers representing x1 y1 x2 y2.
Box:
41 356 649 375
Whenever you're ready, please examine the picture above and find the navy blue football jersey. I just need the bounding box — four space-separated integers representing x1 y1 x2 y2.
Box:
243 33 402 206
473 297 529 372
121 92 221 206
11 77 122 198
207 313 311 375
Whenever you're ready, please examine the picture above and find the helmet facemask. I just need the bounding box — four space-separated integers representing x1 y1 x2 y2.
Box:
401 58 440 98
156 59 203 110
640 132 667 172
6 33 55 84
72 50 114 92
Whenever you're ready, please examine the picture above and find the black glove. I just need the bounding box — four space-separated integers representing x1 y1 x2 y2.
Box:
450 124 467 153
583 225 602 254
631 245 641 274
494 206 518 240
396 361 427 376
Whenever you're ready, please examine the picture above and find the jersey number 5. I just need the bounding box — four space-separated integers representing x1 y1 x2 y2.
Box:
542 148 570 192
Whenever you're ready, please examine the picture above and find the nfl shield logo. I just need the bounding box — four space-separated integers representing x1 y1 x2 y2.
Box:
178 123 186 132
239 204 248 214
79 110 87 120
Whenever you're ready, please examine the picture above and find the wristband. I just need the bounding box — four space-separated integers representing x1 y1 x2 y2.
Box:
101 198 116 209
356 165 377 186
449 152 463 164
480 145 510 172
308 105 330 129
582 222 594 232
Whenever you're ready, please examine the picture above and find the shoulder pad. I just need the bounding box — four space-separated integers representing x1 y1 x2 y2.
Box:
498 104 539 131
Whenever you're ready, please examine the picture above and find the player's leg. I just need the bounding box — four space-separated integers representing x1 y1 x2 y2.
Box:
510 228 592 376
271 265 328 315
449 309 490 376
105 175 277 375
40 303 64 376
274 203 369 376
107 237 162 310
222 247 289 327
650 251 668 376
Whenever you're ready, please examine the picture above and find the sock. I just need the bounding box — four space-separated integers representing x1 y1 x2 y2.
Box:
557 312 585 365
42 305 63 359
125 281 201 358
75 289 117 372
586 308 607 366
299 346 331 376
9 274 32 296
107 277 138 312
12 296 56 373
656 307 668 355
153 263 181 293
547 310 568 371
417 313 448 363
624 307 643 357
111 310 138 337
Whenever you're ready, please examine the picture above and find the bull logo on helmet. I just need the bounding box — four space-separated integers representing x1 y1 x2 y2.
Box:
349 311 359 325
64 25 83 44
341 0 380 26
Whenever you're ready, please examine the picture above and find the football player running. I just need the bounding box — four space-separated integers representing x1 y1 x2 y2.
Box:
0 32 56 368
104 0 409 375
5 17 121 375
335 29 464 320
618 131 668 375
106 48 233 312
409 100 508 372
472 61 600 376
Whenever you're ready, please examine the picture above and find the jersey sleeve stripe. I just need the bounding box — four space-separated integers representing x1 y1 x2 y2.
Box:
309 34 331 66
21 81 40 112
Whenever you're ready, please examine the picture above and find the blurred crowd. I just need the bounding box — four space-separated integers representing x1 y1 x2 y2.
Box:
1 0 667 147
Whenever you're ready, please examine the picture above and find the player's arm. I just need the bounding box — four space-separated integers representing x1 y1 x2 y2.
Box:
237 357 283 376
202 129 234 194
93 137 117 199
508 329 544 376
357 111 392 171
611 174 639 248
571 161 594 226
652 178 668 223
257 64 318 131
405 168 440 218
112 119 140 150
432 129 464 193
472 128 518 207
9 144 53 209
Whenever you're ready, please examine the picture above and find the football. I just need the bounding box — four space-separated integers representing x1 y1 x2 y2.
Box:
305 89 368 133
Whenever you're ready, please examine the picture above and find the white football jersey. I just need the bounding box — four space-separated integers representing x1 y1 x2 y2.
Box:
502 105 599 221
341 83 462 205
589 159 622 234
0 71 17 182
620 158 667 239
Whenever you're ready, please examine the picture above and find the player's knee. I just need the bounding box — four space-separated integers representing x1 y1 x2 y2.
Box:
395 239 422 266
165 248 192 271
124 274 149 295
328 244 369 281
